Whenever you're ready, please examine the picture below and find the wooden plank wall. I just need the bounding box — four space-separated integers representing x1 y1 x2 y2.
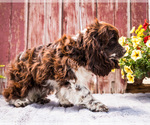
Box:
0 0 149 94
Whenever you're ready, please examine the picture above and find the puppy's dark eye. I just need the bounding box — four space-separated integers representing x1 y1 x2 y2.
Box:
108 40 116 46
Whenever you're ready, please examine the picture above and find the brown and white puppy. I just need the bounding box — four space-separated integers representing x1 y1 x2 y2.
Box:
3 19 126 112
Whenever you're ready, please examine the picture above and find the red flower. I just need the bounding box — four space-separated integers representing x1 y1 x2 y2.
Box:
143 19 149 30
144 35 150 43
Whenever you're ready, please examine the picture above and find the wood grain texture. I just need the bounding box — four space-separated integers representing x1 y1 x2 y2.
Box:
115 2 127 36
10 3 27 60
62 0 79 35
80 0 97 30
114 69 121 93
97 0 115 25
0 3 11 94
45 0 62 44
108 72 115 93
97 76 109 94
102 76 109 93
28 2 45 48
131 0 148 29
126 84 150 93
98 73 115 94
0 3 11 65
114 2 128 93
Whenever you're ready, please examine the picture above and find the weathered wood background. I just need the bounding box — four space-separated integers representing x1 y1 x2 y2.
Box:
0 0 149 94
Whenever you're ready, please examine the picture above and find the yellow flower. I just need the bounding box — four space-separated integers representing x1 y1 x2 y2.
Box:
131 36 137 42
137 28 145 37
131 36 140 44
131 36 137 39
128 43 132 46
111 69 116 72
124 45 129 56
124 66 133 74
138 25 143 29
125 45 130 51
131 50 142 61
119 36 126 46
0 65 5 67
128 59 132 62
132 36 142 48
127 73 134 83
135 25 143 34
133 42 138 48
146 40 150 47
123 58 126 61
130 26 135 33
137 37 142 42
121 70 125 79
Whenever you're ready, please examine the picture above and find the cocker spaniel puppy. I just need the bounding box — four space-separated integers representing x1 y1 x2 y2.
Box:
3 19 126 112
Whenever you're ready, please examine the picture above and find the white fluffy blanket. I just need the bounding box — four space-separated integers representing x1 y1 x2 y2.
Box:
0 93 150 125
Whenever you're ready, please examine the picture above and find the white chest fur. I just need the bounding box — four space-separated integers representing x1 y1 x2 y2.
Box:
72 66 96 88
45 67 96 90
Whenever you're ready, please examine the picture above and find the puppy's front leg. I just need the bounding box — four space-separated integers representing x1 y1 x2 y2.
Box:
56 84 108 112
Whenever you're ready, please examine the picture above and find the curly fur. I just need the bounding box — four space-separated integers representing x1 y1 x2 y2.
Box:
3 19 125 112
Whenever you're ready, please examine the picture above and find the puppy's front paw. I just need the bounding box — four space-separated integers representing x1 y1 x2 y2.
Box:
87 101 108 112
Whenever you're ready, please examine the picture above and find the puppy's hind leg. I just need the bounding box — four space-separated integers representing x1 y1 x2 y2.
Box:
56 84 108 112
55 82 74 107
56 91 74 108
9 87 50 107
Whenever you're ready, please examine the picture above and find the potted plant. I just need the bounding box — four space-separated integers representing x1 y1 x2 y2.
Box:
119 19 150 85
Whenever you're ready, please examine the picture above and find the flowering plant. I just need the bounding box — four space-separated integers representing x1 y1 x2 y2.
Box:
119 19 150 83
0 65 6 79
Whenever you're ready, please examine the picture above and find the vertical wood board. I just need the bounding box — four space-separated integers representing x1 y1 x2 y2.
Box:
114 2 128 93
28 2 45 48
97 0 115 25
62 0 80 35
115 2 127 36
0 3 11 93
131 0 148 29
97 1 115 93
46 0 62 44
10 2 27 60
0 3 11 65
80 0 97 30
